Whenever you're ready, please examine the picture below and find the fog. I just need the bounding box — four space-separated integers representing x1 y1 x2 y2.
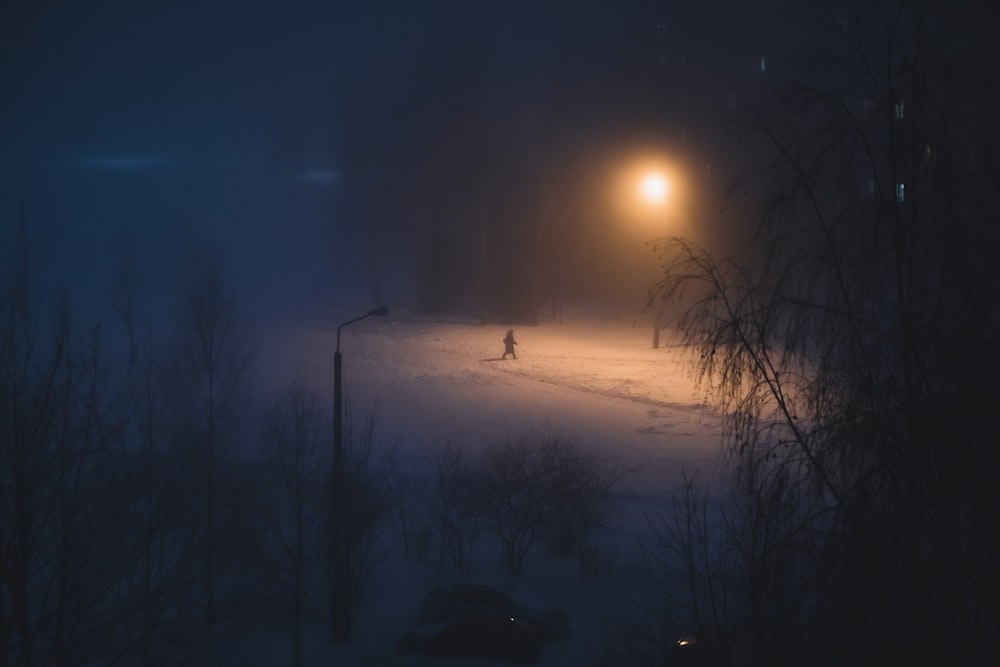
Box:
1 0 806 329
4 1 999 665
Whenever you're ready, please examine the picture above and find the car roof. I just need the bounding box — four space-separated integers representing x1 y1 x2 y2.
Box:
435 580 514 594
431 580 563 610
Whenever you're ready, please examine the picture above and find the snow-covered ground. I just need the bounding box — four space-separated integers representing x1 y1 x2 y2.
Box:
254 305 725 508
242 304 726 665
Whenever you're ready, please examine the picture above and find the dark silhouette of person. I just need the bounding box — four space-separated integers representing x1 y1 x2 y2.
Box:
502 329 518 359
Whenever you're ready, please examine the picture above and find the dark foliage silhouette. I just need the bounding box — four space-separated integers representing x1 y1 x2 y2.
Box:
643 2 1000 664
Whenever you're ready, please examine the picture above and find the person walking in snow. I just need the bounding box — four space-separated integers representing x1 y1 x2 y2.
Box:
502 329 518 359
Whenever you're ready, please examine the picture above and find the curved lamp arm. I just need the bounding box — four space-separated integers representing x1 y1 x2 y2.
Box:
336 306 390 351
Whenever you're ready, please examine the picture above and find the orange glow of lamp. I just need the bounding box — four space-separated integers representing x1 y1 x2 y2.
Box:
639 172 670 205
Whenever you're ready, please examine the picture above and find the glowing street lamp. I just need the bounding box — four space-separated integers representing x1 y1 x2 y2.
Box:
330 305 389 643
609 152 689 348
639 171 670 207
638 170 672 348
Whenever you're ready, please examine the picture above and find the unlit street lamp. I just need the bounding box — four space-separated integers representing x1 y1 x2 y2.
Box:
330 305 389 643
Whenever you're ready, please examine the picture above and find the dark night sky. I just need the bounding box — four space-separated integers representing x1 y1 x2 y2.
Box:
0 0 875 323
0 2 626 307
2 1 666 183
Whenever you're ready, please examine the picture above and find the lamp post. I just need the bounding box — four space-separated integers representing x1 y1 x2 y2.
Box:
330 305 389 643
639 171 670 348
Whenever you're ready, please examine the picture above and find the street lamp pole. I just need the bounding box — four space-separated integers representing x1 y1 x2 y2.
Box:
652 213 670 349
652 307 663 349
330 305 389 644
639 172 670 349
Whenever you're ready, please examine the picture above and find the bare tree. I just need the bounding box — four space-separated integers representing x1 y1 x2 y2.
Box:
650 2 1000 663
475 431 626 577
478 434 552 575
112 232 141 366
167 242 251 628
406 441 484 575
324 405 397 632
258 379 328 667
638 476 738 667
535 436 625 576
638 463 821 667
0 285 125 666
112 333 206 666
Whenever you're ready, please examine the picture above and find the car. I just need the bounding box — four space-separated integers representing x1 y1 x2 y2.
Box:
395 614 545 663
416 580 570 641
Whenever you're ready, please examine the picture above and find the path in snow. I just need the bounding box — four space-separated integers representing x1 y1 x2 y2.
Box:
254 308 727 526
